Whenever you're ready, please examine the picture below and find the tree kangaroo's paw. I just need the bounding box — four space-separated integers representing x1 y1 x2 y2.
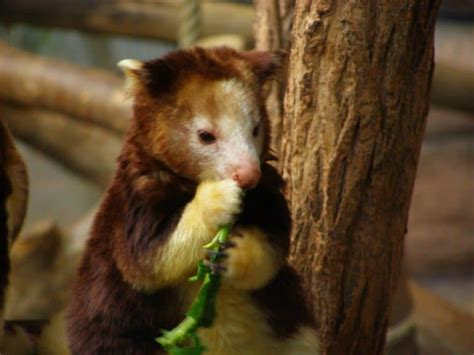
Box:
218 227 282 290
195 179 243 229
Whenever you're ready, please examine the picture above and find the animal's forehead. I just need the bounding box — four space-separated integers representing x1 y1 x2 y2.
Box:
177 78 259 127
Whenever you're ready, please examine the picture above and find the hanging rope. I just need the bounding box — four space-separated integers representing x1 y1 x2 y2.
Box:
178 0 201 48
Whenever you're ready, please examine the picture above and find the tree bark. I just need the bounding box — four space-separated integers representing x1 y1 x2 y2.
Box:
1 102 121 187
0 0 254 44
253 0 294 153
0 42 130 135
280 2 440 354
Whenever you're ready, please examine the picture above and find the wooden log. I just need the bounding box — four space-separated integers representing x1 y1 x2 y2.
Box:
195 34 247 51
0 120 28 353
6 219 62 320
440 0 474 18
0 42 130 134
410 280 474 355
0 121 28 247
0 102 121 187
0 0 254 44
432 62 474 114
407 133 474 277
5 220 74 355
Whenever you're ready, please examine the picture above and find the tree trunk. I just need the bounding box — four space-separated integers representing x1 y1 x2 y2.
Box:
253 0 294 153
280 2 440 354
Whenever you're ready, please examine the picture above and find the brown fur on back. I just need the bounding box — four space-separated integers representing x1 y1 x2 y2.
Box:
67 139 195 354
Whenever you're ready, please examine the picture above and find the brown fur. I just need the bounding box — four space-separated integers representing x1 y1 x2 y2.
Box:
123 47 281 179
66 47 314 355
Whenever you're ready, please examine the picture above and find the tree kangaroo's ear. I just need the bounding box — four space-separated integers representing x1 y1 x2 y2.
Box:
118 55 184 99
241 50 288 85
118 59 146 98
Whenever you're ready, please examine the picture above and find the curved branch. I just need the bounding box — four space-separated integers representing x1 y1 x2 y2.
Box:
0 42 130 134
1 102 121 187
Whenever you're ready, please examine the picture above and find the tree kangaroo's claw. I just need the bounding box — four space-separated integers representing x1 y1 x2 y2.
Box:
203 260 227 275
218 240 236 250
205 249 228 258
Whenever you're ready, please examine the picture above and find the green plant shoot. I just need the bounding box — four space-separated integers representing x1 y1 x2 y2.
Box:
155 225 232 354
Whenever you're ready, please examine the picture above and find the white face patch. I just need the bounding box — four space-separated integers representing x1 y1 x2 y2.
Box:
187 79 264 182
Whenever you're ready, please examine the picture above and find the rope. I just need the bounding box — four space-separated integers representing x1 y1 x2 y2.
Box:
178 0 201 48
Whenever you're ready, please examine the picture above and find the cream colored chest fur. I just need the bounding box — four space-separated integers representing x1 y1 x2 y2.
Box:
195 286 319 355
198 287 278 355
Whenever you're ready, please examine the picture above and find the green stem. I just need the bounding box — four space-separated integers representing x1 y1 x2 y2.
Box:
157 317 198 349
155 225 232 354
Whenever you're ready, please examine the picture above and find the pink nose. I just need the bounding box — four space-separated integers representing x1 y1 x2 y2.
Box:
232 163 261 189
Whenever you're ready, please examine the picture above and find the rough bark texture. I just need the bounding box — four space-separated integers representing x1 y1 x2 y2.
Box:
254 0 294 152
280 2 440 354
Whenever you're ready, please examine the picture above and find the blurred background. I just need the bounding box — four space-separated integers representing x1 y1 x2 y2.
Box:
0 1 472 354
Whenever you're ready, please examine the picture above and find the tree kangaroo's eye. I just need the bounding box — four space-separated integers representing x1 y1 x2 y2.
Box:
198 130 217 144
253 124 260 137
